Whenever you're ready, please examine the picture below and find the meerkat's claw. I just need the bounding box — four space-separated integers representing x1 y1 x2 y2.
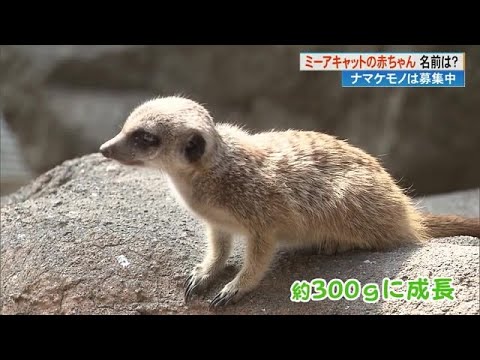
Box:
184 268 213 302
184 276 198 302
209 281 244 308
184 274 202 302
183 273 194 288
210 289 238 308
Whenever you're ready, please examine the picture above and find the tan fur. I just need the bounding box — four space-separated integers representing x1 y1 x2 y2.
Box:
99 96 480 307
423 214 480 238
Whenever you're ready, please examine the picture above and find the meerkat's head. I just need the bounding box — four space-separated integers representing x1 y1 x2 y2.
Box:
99 96 219 173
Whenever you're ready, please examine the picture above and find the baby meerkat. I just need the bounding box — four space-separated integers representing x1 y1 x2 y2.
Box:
100 96 480 308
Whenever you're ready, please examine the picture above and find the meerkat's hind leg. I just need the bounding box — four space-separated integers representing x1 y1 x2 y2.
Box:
210 233 276 308
184 226 233 302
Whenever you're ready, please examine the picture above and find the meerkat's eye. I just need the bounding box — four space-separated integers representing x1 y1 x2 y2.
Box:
131 129 160 149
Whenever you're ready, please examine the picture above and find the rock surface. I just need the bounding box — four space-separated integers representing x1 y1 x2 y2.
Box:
1 45 480 194
1 154 479 315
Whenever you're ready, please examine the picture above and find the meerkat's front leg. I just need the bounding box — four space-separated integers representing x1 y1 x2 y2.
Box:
184 225 232 301
210 234 276 308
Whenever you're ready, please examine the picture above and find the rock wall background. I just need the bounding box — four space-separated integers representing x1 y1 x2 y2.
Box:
1 45 479 195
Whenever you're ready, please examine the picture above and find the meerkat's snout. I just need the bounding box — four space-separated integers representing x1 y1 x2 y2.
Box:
99 132 147 166
99 139 114 158
99 133 126 160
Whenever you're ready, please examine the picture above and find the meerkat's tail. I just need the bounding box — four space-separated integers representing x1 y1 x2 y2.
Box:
422 214 480 238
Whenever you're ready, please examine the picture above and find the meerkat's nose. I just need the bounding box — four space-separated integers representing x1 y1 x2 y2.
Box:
99 142 113 158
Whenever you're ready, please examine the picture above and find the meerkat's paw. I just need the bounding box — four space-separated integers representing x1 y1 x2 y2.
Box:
184 265 216 302
209 279 248 308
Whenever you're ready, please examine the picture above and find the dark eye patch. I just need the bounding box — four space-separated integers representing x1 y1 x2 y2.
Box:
184 133 206 163
131 129 160 149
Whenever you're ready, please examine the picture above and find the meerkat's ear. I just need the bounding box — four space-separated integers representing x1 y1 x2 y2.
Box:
184 132 206 163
